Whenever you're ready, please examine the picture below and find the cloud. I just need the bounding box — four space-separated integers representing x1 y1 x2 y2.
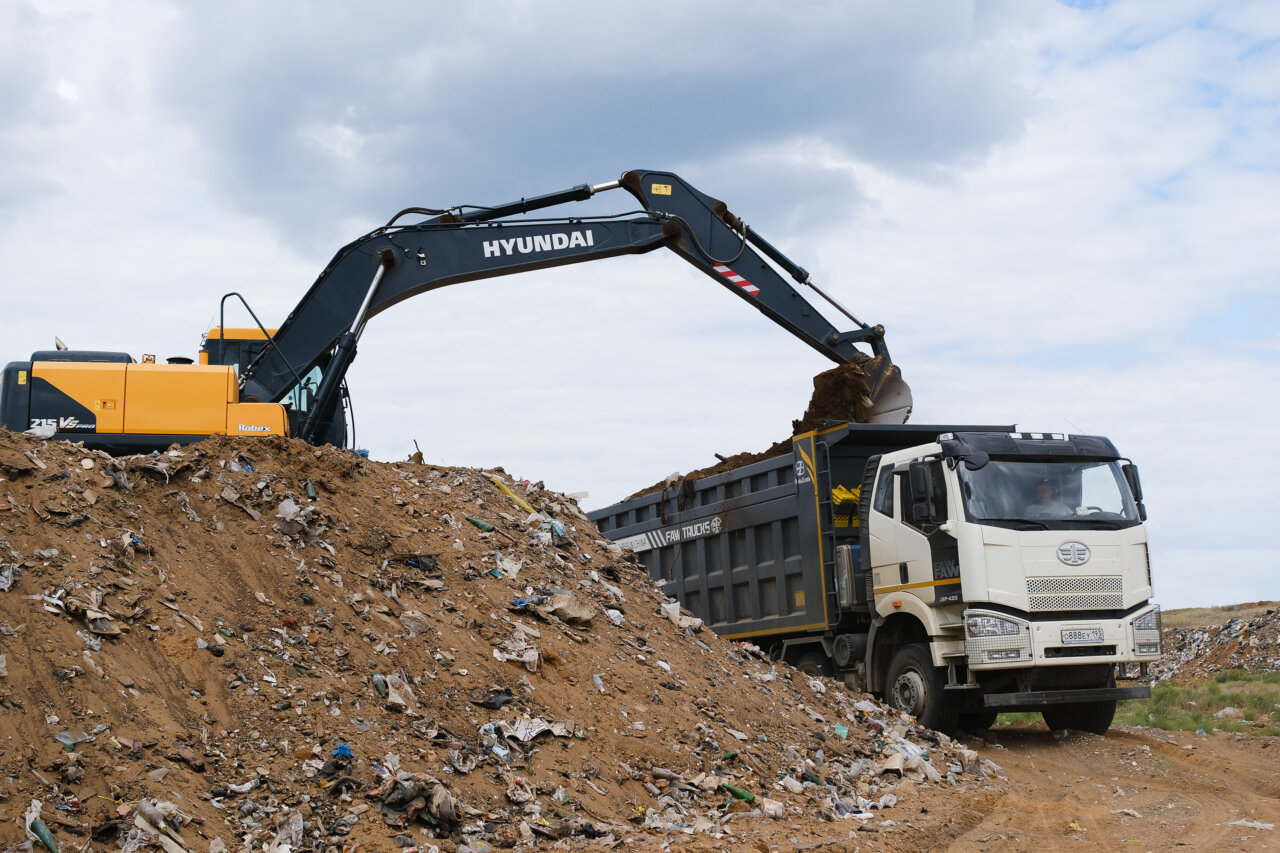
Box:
1 0 1276 609
129 2 1045 244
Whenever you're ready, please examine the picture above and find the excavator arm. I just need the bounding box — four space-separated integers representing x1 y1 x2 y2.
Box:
238 169 911 441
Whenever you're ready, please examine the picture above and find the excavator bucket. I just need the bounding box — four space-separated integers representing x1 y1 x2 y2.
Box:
861 354 913 424
792 354 913 434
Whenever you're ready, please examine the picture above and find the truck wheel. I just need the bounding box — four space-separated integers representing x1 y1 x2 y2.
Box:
1041 700 1116 735
884 643 959 732
957 711 999 733
793 650 832 677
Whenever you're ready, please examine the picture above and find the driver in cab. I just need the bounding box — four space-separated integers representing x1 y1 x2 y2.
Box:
1027 481 1072 518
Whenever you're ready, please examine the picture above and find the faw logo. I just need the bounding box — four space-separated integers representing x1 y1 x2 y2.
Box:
482 230 595 258
1056 541 1092 566
30 417 91 431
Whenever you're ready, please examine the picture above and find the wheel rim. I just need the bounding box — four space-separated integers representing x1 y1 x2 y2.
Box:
891 669 927 716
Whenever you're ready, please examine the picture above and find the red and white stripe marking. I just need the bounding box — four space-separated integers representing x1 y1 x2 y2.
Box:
713 264 760 297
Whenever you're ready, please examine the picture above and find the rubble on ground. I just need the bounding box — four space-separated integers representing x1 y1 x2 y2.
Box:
0 429 994 853
1153 610 1280 682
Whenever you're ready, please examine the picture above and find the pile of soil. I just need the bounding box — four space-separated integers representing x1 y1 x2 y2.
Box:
625 359 878 501
0 429 996 853
789 359 879 436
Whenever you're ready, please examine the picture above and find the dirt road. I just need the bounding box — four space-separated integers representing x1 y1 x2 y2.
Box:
600 724 1279 853
936 724 1280 852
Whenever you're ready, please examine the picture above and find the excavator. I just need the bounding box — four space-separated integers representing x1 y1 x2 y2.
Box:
0 170 913 453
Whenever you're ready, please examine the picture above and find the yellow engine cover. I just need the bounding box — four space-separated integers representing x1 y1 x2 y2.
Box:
122 364 238 435
32 362 128 433
32 361 289 439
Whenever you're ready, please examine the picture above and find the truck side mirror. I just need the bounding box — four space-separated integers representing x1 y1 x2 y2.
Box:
1122 463 1143 502
963 451 989 471
908 461 936 524
1122 463 1147 520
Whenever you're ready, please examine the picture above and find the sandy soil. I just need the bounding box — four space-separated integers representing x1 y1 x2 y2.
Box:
938 724 1280 853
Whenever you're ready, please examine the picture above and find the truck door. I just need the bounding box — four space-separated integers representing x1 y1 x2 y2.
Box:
866 464 904 595
896 460 961 605
866 458 962 606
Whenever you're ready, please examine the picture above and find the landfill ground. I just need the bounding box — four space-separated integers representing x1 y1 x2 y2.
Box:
0 430 1277 853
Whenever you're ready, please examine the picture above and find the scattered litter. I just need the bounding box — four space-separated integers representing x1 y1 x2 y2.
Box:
0 429 1018 851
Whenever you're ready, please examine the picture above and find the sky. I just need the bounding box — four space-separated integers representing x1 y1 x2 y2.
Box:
1 0 1276 609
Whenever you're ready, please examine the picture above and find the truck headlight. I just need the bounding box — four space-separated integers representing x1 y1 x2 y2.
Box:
1133 606 1161 632
967 615 1022 637
964 610 1032 664
1131 605 1162 656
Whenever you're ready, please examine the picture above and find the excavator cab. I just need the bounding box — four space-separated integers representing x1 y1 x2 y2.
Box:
201 328 348 447
199 327 271 376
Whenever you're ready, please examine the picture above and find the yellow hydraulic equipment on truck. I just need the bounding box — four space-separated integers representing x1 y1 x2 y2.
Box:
2 170 913 452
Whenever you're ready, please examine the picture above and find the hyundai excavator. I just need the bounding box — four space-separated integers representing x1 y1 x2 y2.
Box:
0 170 912 452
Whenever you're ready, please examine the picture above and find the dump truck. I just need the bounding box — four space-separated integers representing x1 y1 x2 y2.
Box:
1 170 910 452
588 423 1161 734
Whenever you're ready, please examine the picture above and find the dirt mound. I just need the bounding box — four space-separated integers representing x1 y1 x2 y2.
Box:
790 358 877 435
0 428 995 853
624 359 876 501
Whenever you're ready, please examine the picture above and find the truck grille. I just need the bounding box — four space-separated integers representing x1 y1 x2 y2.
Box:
1026 576 1122 611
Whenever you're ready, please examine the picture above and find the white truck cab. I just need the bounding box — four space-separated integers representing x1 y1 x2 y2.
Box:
864 431 1160 732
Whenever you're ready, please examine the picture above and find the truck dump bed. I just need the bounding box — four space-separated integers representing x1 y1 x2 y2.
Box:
589 423 1010 643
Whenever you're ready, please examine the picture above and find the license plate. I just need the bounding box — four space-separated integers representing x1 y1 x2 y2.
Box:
1061 627 1104 645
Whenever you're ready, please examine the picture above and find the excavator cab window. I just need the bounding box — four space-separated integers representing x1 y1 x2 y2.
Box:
286 366 323 415
208 343 242 374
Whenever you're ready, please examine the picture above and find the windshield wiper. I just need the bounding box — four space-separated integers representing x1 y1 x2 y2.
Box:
980 518 1049 530
1076 518 1127 529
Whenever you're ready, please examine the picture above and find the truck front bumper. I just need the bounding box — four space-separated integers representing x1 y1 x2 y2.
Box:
962 605 1162 671
983 684 1151 709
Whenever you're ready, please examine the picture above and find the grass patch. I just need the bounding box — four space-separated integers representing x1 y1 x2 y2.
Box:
990 671 1280 735
1160 601 1277 629
1117 676 1280 735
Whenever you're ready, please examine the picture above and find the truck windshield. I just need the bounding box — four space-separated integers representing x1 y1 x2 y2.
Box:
957 459 1141 529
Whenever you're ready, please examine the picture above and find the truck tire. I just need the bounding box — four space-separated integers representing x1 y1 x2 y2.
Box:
884 643 959 733
1041 700 1116 735
793 650 832 678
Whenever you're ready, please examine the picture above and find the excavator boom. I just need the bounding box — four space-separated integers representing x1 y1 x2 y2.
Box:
241 169 911 440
